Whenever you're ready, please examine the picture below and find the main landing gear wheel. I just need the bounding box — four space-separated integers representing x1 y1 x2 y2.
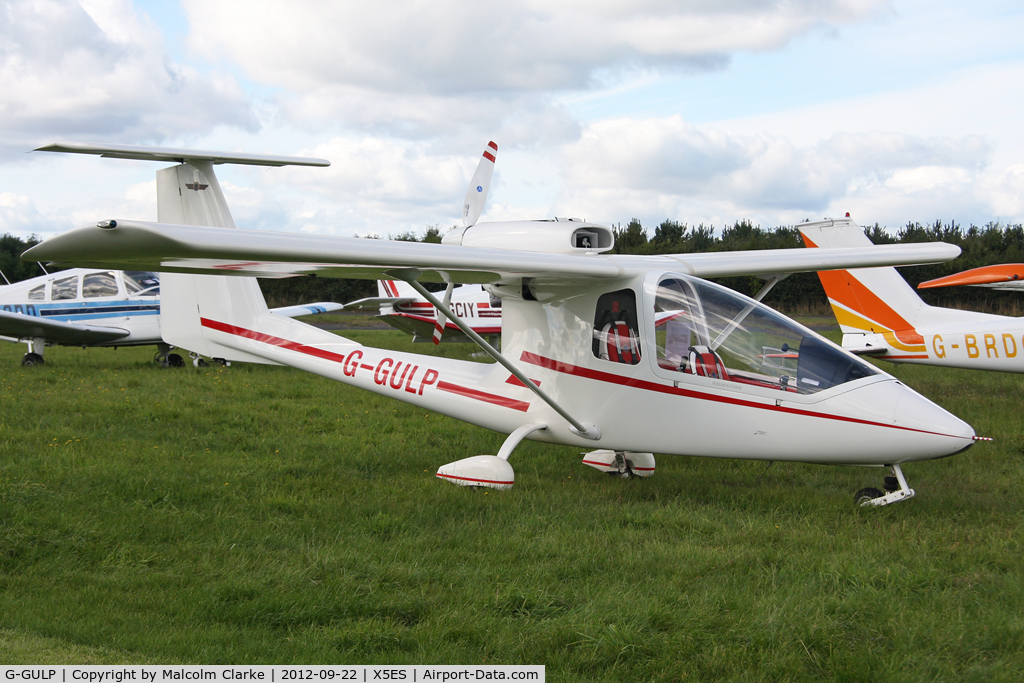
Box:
154 344 184 368
856 464 916 507
581 450 656 478
21 352 44 367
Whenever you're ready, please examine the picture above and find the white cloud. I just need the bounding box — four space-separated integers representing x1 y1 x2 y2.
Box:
0 192 49 237
181 0 889 139
987 164 1024 218
4 0 1020 244
559 116 993 227
0 0 255 161
185 0 889 94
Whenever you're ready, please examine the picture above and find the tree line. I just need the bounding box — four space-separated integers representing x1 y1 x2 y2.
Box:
611 218 1024 314
3 219 1023 313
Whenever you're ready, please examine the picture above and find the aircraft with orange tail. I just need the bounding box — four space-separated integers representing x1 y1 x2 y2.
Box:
800 219 1024 373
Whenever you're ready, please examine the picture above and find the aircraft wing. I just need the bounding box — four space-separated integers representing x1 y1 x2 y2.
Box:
24 219 961 285
918 264 1024 290
269 302 345 317
0 310 129 345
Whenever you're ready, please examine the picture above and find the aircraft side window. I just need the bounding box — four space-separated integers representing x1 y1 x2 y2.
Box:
28 285 45 301
592 289 641 364
124 271 160 296
52 275 79 301
83 271 119 298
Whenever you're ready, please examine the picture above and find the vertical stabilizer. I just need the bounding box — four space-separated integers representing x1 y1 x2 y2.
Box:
33 142 331 364
156 162 276 364
799 220 938 350
378 280 420 299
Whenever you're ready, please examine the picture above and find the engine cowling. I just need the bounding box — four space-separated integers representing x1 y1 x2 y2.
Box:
442 218 615 254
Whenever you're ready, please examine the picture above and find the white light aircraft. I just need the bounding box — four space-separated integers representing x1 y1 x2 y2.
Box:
801 219 1024 374
25 142 982 507
347 280 502 345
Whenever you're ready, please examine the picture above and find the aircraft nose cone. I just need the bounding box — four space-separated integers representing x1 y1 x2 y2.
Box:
892 381 974 441
830 379 975 462
887 380 975 459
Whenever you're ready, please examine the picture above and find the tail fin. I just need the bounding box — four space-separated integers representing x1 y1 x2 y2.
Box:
35 143 331 364
800 219 942 354
156 161 277 364
462 141 497 227
378 280 420 299
799 220 931 327
799 219 988 352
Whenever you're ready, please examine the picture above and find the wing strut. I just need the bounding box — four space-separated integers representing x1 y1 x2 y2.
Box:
388 269 601 441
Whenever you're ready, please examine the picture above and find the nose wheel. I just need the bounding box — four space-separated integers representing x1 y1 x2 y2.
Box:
856 464 915 507
21 352 44 366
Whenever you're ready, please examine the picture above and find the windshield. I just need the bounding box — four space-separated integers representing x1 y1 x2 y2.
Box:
124 271 160 296
649 274 879 394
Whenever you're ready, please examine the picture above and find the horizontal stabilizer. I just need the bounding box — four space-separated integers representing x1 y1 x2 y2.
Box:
35 142 330 168
270 301 344 318
344 296 417 310
845 344 890 356
0 310 128 345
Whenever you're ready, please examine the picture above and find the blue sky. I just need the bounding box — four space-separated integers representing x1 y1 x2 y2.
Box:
2 0 1023 241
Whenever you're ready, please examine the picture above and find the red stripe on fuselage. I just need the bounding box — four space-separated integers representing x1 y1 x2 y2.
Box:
437 381 530 412
519 351 962 438
201 318 529 413
201 318 347 364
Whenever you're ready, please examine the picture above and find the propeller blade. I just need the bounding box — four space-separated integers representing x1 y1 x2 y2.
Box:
462 141 497 227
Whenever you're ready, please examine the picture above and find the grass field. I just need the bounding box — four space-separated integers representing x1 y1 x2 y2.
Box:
1 327 1023 680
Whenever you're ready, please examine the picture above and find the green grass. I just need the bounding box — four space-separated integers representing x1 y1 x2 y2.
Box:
1 332 1023 680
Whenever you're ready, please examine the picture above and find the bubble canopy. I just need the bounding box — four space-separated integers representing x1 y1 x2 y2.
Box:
644 273 880 395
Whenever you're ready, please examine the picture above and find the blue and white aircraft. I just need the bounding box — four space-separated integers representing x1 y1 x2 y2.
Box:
0 267 342 366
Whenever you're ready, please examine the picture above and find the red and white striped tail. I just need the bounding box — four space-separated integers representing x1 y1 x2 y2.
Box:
432 281 455 345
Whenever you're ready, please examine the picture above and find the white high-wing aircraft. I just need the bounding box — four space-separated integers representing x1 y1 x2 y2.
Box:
25 142 981 507
801 220 1024 374
346 280 502 345
0 267 342 367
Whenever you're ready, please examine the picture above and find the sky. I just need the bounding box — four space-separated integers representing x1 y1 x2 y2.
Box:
2 0 1023 242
